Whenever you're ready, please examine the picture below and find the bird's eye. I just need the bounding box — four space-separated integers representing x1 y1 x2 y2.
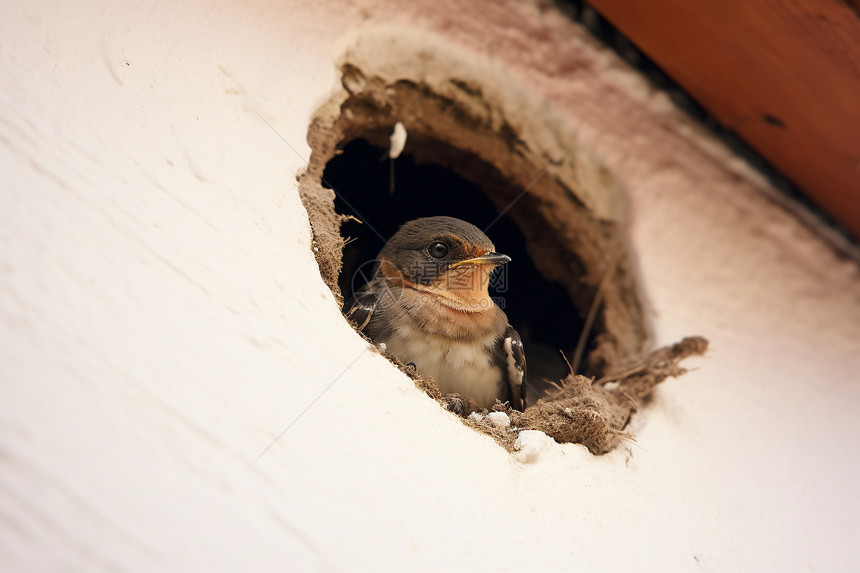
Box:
428 241 449 259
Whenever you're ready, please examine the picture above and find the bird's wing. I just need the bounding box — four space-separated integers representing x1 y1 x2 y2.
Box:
344 286 378 332
499 325 527 411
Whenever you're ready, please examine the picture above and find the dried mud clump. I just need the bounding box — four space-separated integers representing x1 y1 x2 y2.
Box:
521 335 706 453
465 336 708 454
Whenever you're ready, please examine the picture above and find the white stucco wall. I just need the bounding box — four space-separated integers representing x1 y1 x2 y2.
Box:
2 1 859 571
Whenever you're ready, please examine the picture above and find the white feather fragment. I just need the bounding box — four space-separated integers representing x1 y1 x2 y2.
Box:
388 121 407 159
487 411 510 428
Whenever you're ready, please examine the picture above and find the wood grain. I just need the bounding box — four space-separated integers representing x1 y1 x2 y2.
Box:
591 0 860 238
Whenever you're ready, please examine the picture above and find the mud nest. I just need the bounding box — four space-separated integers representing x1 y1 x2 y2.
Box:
295 30 708 455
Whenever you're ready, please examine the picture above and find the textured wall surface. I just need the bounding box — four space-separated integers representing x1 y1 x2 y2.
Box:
2 1 858 571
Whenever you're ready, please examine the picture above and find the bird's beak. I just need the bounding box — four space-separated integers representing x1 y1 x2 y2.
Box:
448 252 511 268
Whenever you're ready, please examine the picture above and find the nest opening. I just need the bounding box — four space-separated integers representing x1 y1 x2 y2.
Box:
324 138 587 398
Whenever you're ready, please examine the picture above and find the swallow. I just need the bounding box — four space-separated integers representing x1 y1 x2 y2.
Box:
346 216 526 411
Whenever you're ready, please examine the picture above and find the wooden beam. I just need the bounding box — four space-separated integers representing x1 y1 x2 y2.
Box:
590 0 860 239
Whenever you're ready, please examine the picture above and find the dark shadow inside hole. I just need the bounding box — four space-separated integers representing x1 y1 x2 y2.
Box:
323 138 596 403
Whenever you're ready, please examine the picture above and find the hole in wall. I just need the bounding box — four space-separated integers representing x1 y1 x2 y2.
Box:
296 30 706 453
303 67 650 379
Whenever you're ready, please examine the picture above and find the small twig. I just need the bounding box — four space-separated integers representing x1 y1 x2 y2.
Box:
620 391 638 408
594 363 648 385
558 348 574 376
545 379 565 392
571 250 622 375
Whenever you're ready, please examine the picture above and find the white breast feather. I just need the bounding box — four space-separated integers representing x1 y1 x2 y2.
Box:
383 325 502 409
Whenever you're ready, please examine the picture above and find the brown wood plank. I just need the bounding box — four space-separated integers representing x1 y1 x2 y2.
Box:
590 0 860 239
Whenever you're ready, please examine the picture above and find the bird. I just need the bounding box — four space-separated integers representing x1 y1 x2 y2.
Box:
345 216 526 411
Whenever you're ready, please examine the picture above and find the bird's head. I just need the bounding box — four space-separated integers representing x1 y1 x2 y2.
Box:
376 216 510 312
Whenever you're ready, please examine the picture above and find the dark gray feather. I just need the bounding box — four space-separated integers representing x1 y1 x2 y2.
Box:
344 288 378 332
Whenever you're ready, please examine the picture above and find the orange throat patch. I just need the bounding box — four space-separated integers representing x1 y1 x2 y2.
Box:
420 264 496 313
